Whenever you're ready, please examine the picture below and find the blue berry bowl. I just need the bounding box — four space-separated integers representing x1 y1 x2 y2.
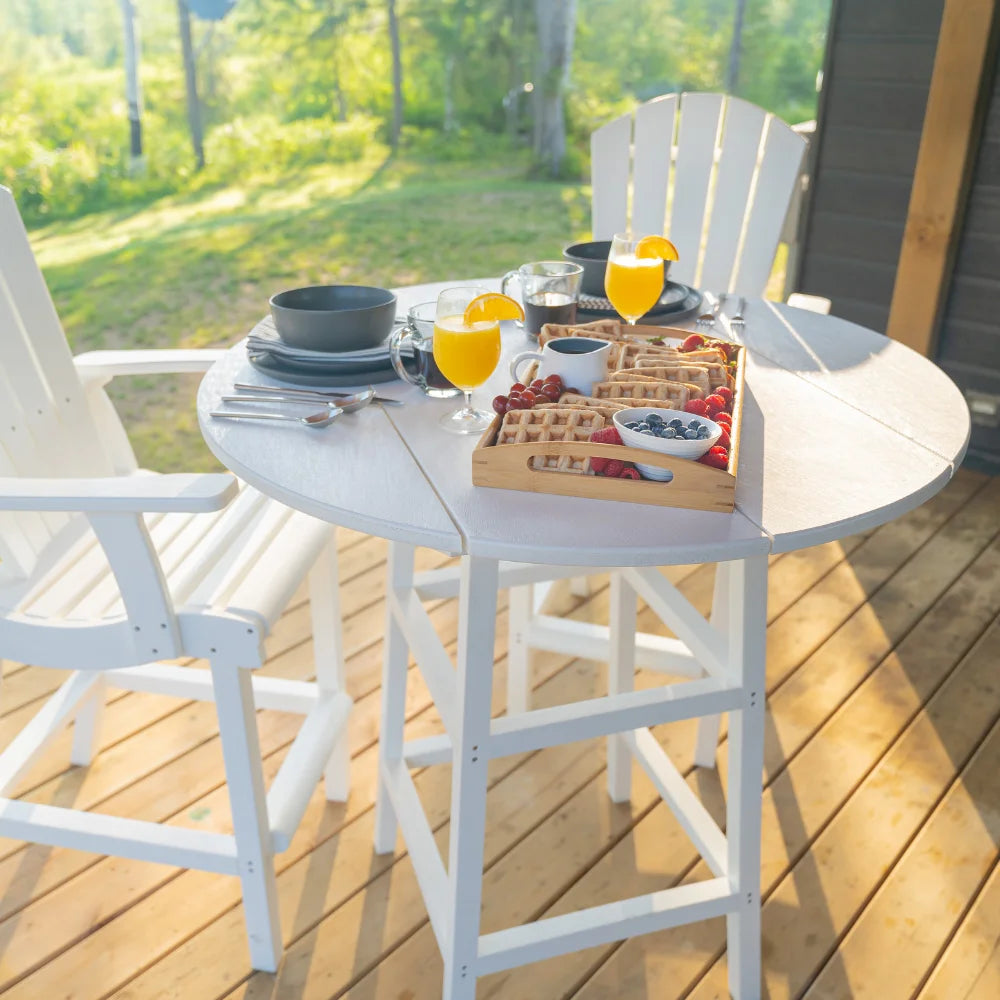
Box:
613 407 722 480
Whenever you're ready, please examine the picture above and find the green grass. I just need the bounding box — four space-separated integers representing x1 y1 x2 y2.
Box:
31 151 591 471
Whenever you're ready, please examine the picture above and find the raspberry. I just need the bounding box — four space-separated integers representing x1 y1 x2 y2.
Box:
715 412 732 428
618 466 641 480
680 333 705 352
717 428 731 450
716 386 734 405
705 394 726 411
590 427 623 446
684 399 710 416
602 458 625 478
590 456 609 474
697 450 728 470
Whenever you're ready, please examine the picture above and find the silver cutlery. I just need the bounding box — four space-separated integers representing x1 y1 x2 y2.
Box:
695 292 726 331
234 382 402 406
210 408 342 428
730 297 747 334
222 389 375 413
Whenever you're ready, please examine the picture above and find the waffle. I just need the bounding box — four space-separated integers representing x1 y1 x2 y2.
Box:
533 401 624 421
633 360 726 391
538 319 620 346
558 393 631 411
608 341 685 370
497 407 606 474
592 380 689 407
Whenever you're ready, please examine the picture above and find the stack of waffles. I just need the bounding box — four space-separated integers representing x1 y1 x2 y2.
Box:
495 407 606 475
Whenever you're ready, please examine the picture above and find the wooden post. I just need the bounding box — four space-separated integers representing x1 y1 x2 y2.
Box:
886 0 1000 355
177 0 205 171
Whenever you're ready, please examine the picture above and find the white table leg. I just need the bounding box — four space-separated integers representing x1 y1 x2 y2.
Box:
725 554 767 999
443 555 500 1000
210 658 282 972
309 532 350 801
607 571 637 803
507 583 532 714
374 540 416 854
694 561 731 768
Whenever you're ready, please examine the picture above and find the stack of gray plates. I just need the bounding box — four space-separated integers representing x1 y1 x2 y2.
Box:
246 316 407 387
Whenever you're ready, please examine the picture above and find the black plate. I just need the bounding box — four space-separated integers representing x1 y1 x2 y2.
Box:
578 281 703 323
248 351 401 387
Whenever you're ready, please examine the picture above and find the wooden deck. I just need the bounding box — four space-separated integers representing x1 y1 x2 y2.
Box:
1 467 999 999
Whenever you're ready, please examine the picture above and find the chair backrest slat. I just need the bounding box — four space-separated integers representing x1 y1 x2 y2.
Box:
631 94 677 239
590 112 632 242
731 117 805 296
700 98 768 294
0 187 120 581
590 93 806 298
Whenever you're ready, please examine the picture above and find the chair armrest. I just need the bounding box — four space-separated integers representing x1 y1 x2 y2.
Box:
786 292 832 315
73 349 228 382
0 473 237 513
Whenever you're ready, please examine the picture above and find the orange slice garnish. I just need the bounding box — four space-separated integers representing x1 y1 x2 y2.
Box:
636 235 680 262
463 292 525 325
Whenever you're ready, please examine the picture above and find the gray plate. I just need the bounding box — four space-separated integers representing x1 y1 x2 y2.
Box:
578 281 703 323
248 351 402 387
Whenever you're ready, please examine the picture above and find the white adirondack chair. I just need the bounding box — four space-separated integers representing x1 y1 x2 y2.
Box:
0 186 350 972
503 94 824 745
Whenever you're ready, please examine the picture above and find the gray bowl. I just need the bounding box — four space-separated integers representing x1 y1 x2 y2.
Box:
269 285 397 352
563 240 672 297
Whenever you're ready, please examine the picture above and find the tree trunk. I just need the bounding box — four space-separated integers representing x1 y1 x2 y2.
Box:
443 53 456 133
725 0 748 94
119 0 143 161
532 0 576 175
505 0 523 140
177 0 204 170
387 0 403 150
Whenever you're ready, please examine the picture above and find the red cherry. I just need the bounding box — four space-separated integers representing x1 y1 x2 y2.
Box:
520 390 536 405
563 386 582 395
512 396 531 409
543 373 563 385
508 390 522 400
683 399 710 416
530 379 545 390
503 400 517 413
492 395 508 415
541 384 561 401
510 382 527 393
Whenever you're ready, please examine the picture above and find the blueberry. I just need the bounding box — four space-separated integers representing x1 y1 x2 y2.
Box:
668 418 683 429
646 413 663 425
698 426 710 438
661 427 676 438
688 419 701 430
684 429 699 439
640 428 654 436
625 421 639 430
636 422 649 431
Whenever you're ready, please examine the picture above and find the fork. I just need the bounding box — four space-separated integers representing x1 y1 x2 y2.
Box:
730 297 747 335
695 292 726 331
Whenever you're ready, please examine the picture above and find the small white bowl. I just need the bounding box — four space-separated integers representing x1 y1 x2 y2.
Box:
612 408 722 480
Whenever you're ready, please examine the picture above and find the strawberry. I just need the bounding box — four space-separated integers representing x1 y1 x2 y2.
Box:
683 398 710 416
618 466 641 480
680 333 705 352
590 427 623 446
602 458 625 478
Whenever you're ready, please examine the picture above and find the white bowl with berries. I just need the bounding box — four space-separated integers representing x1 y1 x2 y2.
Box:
613 408 724 480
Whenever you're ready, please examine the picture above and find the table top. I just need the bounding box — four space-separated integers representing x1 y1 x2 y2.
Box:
196 281 970 566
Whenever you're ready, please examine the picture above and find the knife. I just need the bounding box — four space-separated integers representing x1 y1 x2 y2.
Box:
233 382 403 406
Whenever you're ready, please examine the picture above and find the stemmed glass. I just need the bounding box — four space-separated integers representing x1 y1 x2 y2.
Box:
432 286 503 434
604 232 665 325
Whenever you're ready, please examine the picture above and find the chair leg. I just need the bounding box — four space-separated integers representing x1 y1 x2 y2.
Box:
211 658 282 972
694 562 730 768
607 572 636 803
725 555 767 999
506 584 532 714
374 541 415 854
443 555 499 1000
309 531 350 801
70 673 107 767
568 574 592 597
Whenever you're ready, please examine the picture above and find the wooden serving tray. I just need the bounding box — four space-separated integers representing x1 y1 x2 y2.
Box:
472 330 746 512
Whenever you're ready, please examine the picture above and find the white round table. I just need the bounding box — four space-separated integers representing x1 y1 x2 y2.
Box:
197 283 969 1000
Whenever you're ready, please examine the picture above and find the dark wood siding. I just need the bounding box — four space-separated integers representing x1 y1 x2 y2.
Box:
795 0 945 332
936 55 1000 467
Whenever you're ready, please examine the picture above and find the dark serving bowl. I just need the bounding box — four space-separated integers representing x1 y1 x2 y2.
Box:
269 285 397 352
563 240 672 297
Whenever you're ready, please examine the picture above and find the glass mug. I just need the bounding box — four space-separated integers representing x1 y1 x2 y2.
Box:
388 302 461 398
500 261 583 337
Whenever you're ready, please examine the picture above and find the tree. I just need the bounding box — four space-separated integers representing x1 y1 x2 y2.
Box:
387 0 402 149
532 0 576 175
177 0 204 170
119 0 142 161
725 0 747 93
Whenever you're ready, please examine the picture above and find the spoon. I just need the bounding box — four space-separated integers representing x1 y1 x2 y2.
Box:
210 408 342 428
220 390 374 413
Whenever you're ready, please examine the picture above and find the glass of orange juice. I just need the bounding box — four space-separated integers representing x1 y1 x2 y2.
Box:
432 286 504 434
604 233 665 324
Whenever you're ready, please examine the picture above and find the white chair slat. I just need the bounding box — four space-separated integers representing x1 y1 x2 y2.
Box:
668 93 725 288
590 112 632 240
731 118 806 297
0 442 55 580
631 94 677 239
699 98 768 295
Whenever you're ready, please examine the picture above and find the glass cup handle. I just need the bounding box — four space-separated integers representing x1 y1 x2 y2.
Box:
509 350 543 383
501 270 524 328
389 324 426 388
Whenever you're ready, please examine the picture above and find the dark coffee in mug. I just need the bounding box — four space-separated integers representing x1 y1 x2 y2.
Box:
524 291 578 336
412 339 456 391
